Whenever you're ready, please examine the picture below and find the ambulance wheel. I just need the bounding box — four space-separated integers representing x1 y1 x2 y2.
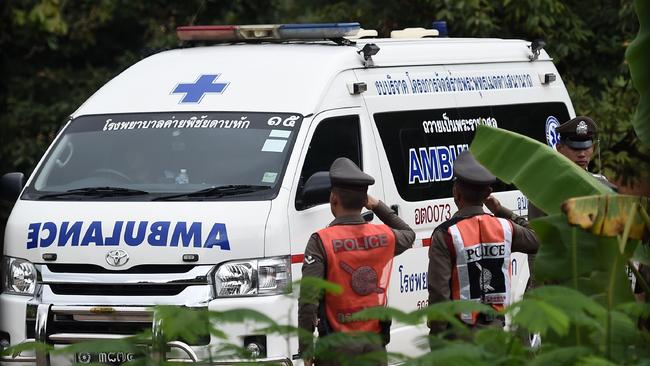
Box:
90 168 132 182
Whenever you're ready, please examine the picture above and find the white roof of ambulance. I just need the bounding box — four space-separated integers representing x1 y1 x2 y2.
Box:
72 38 551 117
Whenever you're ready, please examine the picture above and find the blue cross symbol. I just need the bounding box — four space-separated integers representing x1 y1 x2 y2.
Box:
171 74 230 103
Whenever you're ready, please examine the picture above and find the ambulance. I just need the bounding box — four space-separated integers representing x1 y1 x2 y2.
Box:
0 22 573 365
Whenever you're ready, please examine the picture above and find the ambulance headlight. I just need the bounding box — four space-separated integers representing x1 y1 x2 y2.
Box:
214 256 291 297
3 257 38 296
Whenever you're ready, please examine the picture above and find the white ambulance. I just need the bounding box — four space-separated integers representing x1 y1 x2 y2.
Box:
0 23 573 365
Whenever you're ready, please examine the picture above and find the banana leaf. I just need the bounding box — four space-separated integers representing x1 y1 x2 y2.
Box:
529 214 631 298
470 125 612 216
562 195 649 240
626 0 650 147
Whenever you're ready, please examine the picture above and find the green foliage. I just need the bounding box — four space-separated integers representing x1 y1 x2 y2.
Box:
1 339 51 358
626 0 650 147
532 216 611 286
575 356 619 366
413 300 496 330
509 299 570 336
472 327 528 365
530 213 639 317
2 276 649 364
299 276 343 306
411 342 491 366
154 306 211 343
527 346 592 366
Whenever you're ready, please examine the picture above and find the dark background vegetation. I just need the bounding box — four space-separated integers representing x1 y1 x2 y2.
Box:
1 0 647 241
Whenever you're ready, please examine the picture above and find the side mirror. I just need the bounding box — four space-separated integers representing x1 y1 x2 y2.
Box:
1 172 25 201
301 171 331 207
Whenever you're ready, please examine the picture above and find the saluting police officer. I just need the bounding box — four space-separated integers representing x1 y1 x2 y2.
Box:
298 157 415 366
427 151 539 337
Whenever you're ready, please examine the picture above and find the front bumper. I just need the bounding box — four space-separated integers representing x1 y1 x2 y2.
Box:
1 264 298 366
0 303 294 366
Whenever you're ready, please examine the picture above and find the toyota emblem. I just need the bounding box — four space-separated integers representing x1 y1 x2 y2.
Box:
106 249 129 267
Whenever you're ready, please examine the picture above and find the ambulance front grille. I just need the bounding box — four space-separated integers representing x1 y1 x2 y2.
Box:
49 283 189 296
46 264 196 274
26 304 210 346
50 313 151 335
38 264 214 303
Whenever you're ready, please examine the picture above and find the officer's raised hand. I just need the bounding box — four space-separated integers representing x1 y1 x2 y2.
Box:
365 194 379 210
484 194 531 227
484 195 501 214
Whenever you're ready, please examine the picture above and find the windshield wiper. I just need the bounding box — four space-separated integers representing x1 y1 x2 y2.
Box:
38 187 150 200
152 185 271 201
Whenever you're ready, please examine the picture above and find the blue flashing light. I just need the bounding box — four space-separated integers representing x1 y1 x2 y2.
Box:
432 21 448 37
278 22 360 39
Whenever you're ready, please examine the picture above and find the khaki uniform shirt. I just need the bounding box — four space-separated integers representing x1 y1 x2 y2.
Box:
427 205 539 333
298 201 415 353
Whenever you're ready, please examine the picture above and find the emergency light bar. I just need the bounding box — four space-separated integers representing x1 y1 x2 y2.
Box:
177 23 360 42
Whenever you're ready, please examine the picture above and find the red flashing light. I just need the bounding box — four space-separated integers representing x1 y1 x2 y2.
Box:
176 25 237 41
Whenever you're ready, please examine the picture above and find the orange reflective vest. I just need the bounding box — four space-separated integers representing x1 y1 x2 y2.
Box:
319 224 396 333
446 214 513 324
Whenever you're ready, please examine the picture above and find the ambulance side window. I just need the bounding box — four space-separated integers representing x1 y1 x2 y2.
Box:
374 102 571 201
295 115 361 210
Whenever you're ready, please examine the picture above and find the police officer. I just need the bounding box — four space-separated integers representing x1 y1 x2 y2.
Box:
427 151 539 337
298 157 415 366
556 117 646 323
529 116 614 219
556 116 599 171
525 116 615 289
557 115 617 188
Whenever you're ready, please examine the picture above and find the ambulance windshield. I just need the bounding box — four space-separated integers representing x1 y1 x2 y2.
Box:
24 112 302 201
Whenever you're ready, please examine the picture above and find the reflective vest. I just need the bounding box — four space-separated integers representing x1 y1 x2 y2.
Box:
319 223 396 333
446 214 513 324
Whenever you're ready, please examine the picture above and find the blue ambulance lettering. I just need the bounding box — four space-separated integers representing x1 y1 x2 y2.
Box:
170 222 202 247
408 144 468 184
26 221 230 250
398 265 428 293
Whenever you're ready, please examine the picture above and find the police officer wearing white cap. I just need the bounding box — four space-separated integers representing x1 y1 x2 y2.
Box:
298 157 415 366
427 151 539 337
